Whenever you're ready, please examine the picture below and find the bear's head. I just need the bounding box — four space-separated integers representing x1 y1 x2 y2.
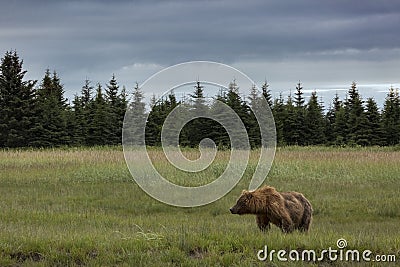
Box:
229 190 255 215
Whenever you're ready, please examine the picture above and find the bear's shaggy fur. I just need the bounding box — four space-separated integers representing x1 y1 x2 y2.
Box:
230 186 313 233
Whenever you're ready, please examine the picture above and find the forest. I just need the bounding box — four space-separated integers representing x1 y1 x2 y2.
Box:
1 50 399 148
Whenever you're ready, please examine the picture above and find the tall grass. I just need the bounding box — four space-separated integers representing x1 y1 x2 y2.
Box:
0 146 399 266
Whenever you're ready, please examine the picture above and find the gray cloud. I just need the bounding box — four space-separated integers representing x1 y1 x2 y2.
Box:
1 0 400 105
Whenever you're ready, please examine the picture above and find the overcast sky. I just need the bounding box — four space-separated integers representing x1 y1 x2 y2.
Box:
1 0 400 107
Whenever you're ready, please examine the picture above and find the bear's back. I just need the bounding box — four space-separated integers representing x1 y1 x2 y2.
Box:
281 191 306 225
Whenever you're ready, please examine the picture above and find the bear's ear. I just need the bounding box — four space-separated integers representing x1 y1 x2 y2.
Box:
242 189 248 194
246 192 253 200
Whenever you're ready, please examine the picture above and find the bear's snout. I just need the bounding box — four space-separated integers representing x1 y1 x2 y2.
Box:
229 207 238 214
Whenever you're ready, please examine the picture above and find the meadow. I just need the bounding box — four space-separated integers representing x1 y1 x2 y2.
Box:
0 146 399 266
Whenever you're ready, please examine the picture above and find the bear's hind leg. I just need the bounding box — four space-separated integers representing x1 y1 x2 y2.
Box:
299 212 312 232
298 200 313 232
281 217 294 233
256 214 270 231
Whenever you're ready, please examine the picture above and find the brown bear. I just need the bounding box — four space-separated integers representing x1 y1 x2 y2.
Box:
230 185 313 233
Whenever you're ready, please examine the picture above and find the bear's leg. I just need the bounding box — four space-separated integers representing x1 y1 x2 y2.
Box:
280 217 294 233
256 214 270 231
299 210 312 232
299 217 310 232
298 200 313 232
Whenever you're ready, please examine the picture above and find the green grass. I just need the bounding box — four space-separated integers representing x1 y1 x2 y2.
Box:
0 146 399 266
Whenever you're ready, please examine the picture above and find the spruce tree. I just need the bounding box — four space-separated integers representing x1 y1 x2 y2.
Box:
190 81 206 109
226 85 241 111
294 81 305 108
145 91 179 146
382 86 400 145
225 79 251 149
88 83 110 145
272 93 285 145
105 74 122 144
106 74 119 104
283 93 296 145
261 80 273 107
51 70 67 105
81 78 93 108
247 84 262 148
124 83 146 146
332 107 348 146
345 82 369 145
78 79 94 145
64 105 76 146
304 91 325 145
71 95 86 145
365 97 384 146
145 95 161 146
293 81 306 145
30 70 69 147
118 85 128 132
184 81 212 147
0 51 37 147
226 80 249 122
325 93 341 145
209 89 229 149
248 84 260 110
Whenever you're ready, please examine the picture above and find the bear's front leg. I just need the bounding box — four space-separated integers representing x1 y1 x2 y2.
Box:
256 214 271 231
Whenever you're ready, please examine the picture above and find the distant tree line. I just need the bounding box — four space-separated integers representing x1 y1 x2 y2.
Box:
1 50 399 148
0 51 127 147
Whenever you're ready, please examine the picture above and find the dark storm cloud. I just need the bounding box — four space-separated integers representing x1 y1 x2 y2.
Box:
0 0 399 101
2 0 400 63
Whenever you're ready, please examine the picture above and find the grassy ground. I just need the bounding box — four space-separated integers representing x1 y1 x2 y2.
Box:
0 146 399 266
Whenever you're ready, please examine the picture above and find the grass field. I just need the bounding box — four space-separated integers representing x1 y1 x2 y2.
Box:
0 146 399 266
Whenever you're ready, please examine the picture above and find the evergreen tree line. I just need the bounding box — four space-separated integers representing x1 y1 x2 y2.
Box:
145 80 400 148
1 50 400 148
0 51 127 147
